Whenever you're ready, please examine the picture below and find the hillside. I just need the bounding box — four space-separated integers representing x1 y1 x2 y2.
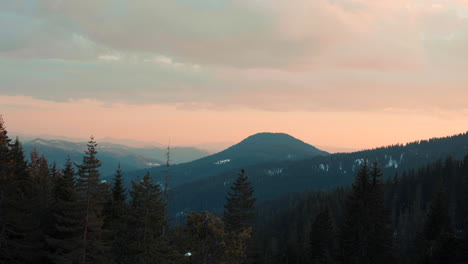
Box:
116 132 328 186
23 139 209 176
168 131 468 217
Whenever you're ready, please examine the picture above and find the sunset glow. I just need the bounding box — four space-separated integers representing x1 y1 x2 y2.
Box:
2 0 468 151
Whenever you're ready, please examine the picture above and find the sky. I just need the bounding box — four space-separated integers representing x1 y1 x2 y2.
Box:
1 0 468 151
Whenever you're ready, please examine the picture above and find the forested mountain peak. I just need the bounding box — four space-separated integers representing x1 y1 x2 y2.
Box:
119 132 328 187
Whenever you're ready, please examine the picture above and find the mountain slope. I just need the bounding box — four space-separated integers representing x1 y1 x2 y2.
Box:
117 132 328 187
23 139 209 176
168 131 468 217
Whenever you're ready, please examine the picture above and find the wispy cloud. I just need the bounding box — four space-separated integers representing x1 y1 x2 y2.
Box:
1 0 468 146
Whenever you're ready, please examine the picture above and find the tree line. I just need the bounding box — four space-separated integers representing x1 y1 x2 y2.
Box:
2 114 468 263
0 117 256 264
255 157 468 263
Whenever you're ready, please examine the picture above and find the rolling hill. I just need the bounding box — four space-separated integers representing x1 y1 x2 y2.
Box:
168 131 468 217
22 139 209 176
116 132 329 187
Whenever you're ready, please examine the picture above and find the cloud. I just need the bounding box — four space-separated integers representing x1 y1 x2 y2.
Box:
1 0 468 113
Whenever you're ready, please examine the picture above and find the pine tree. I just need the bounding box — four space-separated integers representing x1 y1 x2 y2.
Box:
103 164 129 262
340 161 373 264
368 162 395 263
123 171 168 263
224 169 256 264
108 164 127 221
417 182 455 264
2 138 45 262
76 136 106 264
185 211 226 264
309 205 336 264
0 115 10 260
46 156 83 263
224 169 256 232
0 115 10 181
31 152 54 246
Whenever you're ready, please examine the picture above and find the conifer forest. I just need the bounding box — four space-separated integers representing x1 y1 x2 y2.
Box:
4 1 468 263
1 113 468 264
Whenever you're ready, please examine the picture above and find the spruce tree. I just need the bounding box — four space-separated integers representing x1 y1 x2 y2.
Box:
76 136 106 264
124 171 167 263
340 161 372 264
2 138 44 262
0 115 10 181
309 205 336 264
224 169 256 232
368 162 394 263
108 164 127 221
417 183 455 264
46 156 83 263
185 211 226 264
0 115 9 260
31 153 54 245
224 169 256 264
103 164 128 262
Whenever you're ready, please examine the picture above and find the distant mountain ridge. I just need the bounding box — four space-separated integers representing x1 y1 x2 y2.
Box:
168 131 468 217
23 138 209 177
116 132 328 187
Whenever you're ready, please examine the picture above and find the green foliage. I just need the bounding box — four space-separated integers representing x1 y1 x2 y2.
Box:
185 211 226 264
309 205 335 264
76 136 108 263
1 138 45 262
224 169 256 232
46 156 83 263
415 183 456 264
119 171 170 263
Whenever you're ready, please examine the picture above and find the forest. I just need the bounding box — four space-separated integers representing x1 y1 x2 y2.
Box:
1 116 467 264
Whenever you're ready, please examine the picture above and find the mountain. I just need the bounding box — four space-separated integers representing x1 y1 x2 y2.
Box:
116 132 328 187
23 139 209 177
168 131 468 217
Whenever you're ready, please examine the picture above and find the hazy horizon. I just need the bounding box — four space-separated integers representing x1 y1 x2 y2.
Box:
8 128 468 155
2 0 468 152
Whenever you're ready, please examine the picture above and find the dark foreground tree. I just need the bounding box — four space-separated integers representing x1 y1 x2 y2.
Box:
416 182 456 264
76 136 107 264
122 171 171 263
224 169 256 232
2 138 44 262
103 164 129 262
340 161 394 264
185 211 226 264
223 169 256 264
309 205 336 264
46 157 82 263
368 162 395 263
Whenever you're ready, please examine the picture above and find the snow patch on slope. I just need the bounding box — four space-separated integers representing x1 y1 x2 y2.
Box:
214 159 231 165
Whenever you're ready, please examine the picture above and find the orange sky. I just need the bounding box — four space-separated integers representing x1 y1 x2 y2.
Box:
1 0 468 151
2 96 467 151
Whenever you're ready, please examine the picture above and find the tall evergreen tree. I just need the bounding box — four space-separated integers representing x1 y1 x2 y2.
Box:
340 161 372 264
368 162 395 263
106 164 127 222
103 164 129 263
31 153 54 246
416 182 455 264
2 138 44 262
224 169 256 232
46 156 83 264
185 211 226 264
0 115 9 260
123 171 168 263
309 205 336 264
76 136 106 264
339 161 394 264
224 169 256 264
